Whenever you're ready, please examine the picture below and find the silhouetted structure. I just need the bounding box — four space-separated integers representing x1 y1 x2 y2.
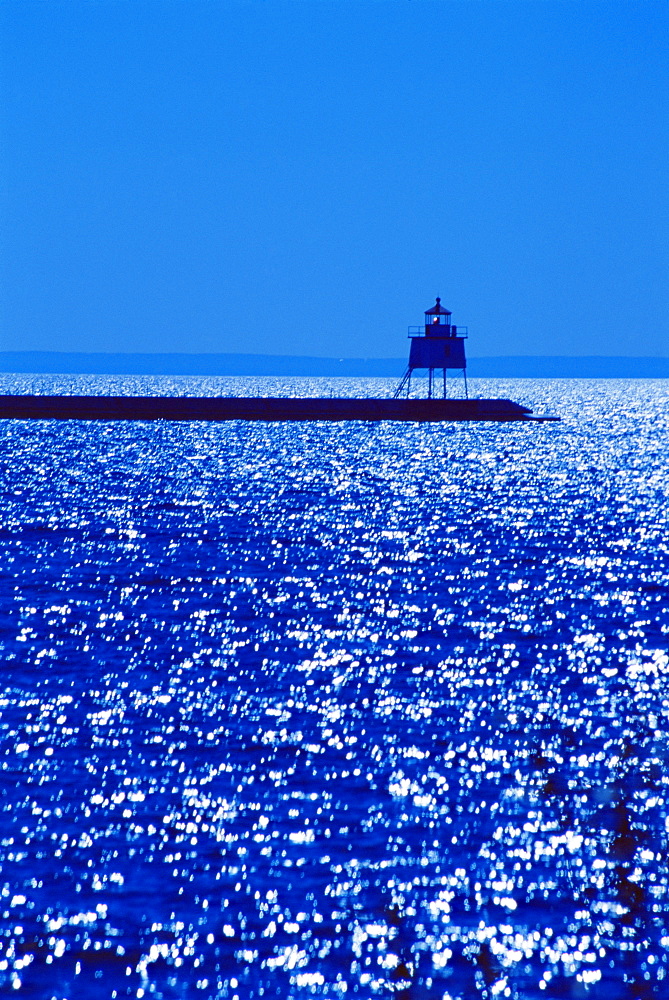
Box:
0 394 541 422
0 295 559 422
395 297 468 399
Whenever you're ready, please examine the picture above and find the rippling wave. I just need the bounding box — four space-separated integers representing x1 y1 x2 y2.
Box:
1 376 668 998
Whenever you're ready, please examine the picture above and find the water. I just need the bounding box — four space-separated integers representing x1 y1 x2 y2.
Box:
1 376 668 1000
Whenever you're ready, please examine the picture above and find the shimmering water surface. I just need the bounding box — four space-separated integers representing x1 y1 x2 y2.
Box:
1 376 668 1000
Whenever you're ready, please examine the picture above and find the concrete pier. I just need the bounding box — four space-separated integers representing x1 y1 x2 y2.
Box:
0 395 556 422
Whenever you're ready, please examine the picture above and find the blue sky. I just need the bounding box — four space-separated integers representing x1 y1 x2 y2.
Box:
1 0 666 359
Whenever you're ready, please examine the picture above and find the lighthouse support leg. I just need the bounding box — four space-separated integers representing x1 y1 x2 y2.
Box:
463 368 468 399
442 367 447 399
393 367 412 399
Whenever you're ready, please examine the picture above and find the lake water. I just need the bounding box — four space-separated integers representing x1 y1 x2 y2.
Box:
1 376 668 1000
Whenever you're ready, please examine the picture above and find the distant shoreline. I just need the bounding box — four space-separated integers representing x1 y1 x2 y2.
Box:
0 351 668 379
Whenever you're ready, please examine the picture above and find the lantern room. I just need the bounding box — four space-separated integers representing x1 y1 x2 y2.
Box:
424 296 455 336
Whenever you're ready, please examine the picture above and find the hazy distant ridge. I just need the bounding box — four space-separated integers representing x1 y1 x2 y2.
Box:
1 352 668 379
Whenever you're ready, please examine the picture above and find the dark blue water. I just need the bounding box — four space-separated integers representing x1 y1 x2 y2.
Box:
1 376 668 999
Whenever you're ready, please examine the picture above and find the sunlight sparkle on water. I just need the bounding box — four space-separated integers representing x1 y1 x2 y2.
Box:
0 376 668 998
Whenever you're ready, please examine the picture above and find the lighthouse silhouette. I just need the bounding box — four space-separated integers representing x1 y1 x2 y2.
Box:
395 297 468 399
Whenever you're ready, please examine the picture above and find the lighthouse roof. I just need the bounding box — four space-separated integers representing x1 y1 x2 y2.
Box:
425 296 451 316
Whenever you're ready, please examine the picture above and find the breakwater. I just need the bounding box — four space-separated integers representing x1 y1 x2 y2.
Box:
0 394 553 422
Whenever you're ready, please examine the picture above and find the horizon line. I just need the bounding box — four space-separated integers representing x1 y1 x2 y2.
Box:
0 350 668 379
1 350 668 361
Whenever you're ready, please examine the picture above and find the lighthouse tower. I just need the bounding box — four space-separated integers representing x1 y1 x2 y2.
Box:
394 297 468 399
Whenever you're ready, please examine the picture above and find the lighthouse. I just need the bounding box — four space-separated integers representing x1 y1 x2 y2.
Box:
394 297 468 399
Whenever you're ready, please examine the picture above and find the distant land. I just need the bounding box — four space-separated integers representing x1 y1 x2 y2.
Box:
0 352 668 379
